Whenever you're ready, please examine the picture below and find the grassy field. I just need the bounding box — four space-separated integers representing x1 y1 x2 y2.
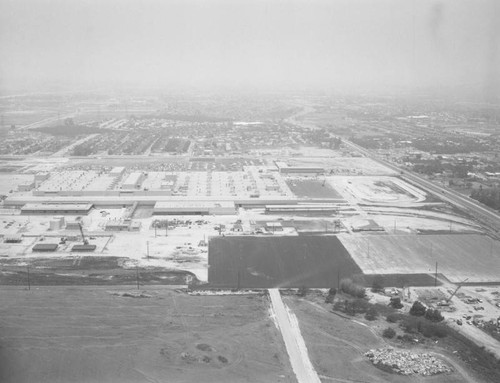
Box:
0 286 295 383
284 294 478 383
208 236 362 288
338 234 500 284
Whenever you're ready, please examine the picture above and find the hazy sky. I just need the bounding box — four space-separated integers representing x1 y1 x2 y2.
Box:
0 0 499 96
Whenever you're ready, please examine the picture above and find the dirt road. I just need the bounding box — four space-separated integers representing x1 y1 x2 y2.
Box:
268 288 321 383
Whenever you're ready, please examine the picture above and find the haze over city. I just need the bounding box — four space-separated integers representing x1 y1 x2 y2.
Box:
1 0 499 97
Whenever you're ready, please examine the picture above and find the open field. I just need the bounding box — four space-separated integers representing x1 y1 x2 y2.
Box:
285 179 344 199
208 236 362 288
284 295 474 383
0 286 295 383
338 234 500 284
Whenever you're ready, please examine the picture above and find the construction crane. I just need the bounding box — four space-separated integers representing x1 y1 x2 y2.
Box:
78 222 89 245
447 278 469 303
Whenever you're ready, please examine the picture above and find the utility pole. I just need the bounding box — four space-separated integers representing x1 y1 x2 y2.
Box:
434 262 438 287
136 264 140 290
165 219 168 237
146 241 149 260
154 225 157 238
394 219 397 234
27 263 31 291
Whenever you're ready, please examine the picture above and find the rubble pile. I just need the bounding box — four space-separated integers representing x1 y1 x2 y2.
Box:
365 347 451 376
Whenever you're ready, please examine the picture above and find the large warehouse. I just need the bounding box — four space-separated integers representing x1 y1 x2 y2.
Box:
153 201 236 215
21 203 94 215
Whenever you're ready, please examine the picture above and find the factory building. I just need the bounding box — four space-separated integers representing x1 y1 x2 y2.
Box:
153 201 236 215
275 161 324 175
122 172 146 189
21 203 93 215
17 181 35 192
110 167 126 177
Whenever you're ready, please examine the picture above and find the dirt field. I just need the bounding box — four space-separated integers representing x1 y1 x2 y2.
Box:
285 179 344 199
208 236 362 288
338 234 500 284
284 295 479 383
0 286 295 383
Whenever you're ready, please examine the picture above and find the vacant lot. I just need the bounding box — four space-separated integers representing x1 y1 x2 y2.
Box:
285 179 344 199
0 287 295 383
338 234 500 283
285 295 474 383
208 236 362 288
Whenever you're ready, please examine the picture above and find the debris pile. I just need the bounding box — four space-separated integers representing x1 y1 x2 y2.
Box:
365 347 451 376
111 291 152 298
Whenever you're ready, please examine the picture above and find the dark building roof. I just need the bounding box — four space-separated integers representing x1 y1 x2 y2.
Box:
32 243 58 252
71 244 97 252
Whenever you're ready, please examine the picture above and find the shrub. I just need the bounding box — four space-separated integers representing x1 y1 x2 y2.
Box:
325 287 337 303
401 316 423 334
340 278 366 298
421 322 448 338
409 301 427 317
297 286 308 297
389 297 403 309
383 327 396 338
365 307 379 321
424 308 444 322
332 301 344 312
386 313 400 323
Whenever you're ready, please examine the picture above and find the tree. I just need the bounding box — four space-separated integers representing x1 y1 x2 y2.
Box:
409 301 427 317
383 327 396 339
389 297 403 309
325 287 337 303
424 308 444 322
365 307 379 321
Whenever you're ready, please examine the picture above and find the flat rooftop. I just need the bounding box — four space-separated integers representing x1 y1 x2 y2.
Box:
22 203 93 211
154 201 235 209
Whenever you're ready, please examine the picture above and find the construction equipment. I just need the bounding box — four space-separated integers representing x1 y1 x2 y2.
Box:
78 222 89 245
447 278 469 303
71 222 96 252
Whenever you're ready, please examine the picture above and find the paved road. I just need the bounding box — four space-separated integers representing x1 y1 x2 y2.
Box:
268 288 321 383
342 139 500 238
51 133 100 157
20 113 76 130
